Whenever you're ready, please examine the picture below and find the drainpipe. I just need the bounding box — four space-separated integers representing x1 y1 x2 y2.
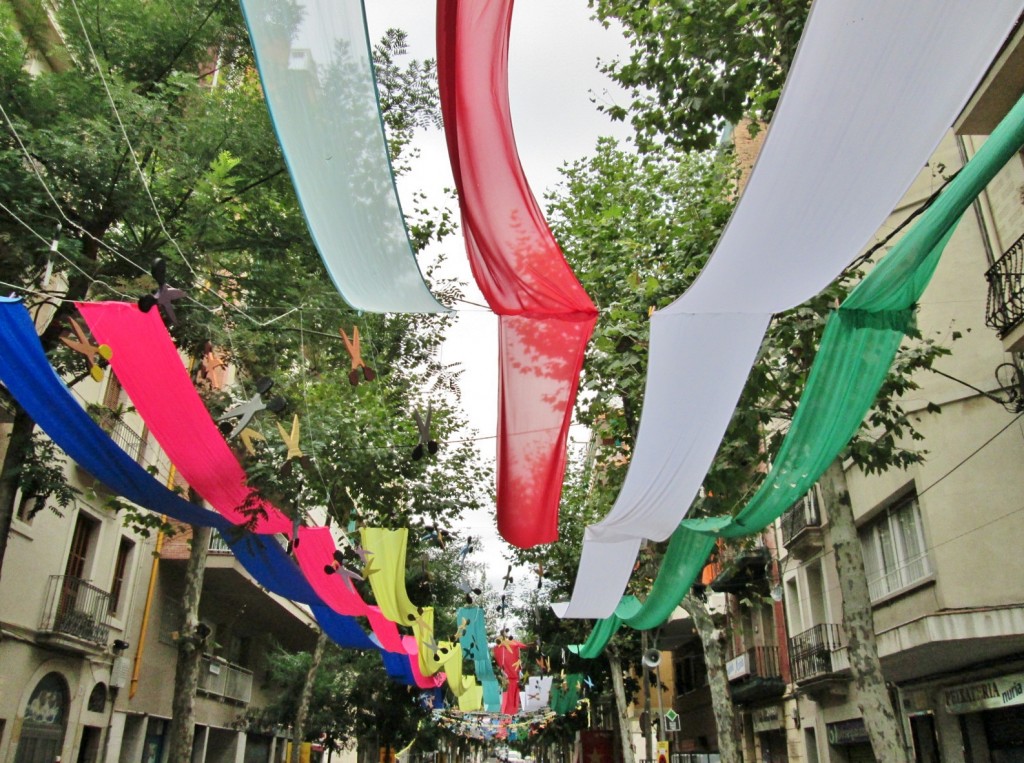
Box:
129 465 175 698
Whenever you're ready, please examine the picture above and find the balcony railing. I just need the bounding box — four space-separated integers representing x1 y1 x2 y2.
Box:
726 645 781 682
986 231 1024 337
781 491 822 547
789 623 843 683
866 552 932 601
198 655 253 704
39 575 111 645
208 533 231 553
709 546 771 594
109 420 147 464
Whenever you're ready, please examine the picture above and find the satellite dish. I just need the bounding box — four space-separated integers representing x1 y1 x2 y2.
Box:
642 649 662 668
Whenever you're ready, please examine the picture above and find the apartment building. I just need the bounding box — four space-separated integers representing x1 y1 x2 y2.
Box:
0 362 320 763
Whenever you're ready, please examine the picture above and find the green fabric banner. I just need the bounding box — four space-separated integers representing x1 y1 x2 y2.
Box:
576 90 1024 653
549 673 584 715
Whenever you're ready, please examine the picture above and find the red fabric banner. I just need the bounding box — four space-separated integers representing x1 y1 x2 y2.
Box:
437 0 598 548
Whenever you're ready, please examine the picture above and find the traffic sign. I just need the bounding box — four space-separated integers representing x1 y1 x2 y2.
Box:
663 709 681 733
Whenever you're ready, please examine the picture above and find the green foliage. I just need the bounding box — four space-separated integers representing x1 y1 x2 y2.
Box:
14 432 81 519
590 0 811 151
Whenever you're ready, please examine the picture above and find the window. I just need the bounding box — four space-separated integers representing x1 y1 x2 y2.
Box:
108 538 134 617
860 492 932 601
673 643 708 695
65 513 98 581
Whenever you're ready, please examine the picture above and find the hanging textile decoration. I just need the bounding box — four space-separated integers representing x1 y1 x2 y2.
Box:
493 635 525 715
569 88 1024 654
457 607 502 712
521 676 553 713
77 302 291 534
436 0 598 548
359 528 482 705
412 405 438 460
549 674 583 715
0 300 436 682
237 0 445 314
555 0 1024 618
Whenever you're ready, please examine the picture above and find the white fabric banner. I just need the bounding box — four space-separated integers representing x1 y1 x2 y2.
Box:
240 0 446 313
557 0 1024 619
522 675 553 712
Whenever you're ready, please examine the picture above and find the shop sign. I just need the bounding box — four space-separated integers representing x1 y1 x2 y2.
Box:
826 719 870 746
752 705 785 733
943 671 1024 714
727 653 750 681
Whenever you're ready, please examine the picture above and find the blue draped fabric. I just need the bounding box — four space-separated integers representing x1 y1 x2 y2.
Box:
0 298 423 683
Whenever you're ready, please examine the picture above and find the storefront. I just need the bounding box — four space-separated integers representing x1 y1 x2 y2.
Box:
752 704 788 763
826 718 874 763
943 671 1024 763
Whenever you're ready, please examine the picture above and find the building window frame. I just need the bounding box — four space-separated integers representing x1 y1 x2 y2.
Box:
108 537 134 618
860 491 932 602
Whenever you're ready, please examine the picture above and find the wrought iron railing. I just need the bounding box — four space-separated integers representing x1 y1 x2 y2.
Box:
109 420 146 464
726 645 780 681
208 533 231 553
780 490 821 546
39 575 111 644
789 623 843 682
198 655 253 704
986 231 1024 337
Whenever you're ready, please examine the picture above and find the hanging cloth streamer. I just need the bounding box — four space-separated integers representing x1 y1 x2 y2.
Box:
238 0 446 313
0 300 434 682
568 88 1024 653
436 0 599 548
77 302 291 535
457 607 502 712
555 0 1024 619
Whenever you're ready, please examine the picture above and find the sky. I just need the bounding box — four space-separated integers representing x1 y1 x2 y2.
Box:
362 1 632 584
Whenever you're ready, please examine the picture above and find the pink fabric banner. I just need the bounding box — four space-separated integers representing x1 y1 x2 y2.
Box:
437 0 598 548
78 302 290 534
295 527 443 689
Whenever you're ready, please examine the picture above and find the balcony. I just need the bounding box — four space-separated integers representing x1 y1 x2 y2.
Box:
789 624 847 687
709 546 771 594
198 655 253 704
780 490 824 561
986 231 1024 349
725 646 785 704
38 575 111 651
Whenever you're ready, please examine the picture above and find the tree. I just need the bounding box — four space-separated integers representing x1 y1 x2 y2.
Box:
589 0 811 151
531 134 947 762
0 0 488 756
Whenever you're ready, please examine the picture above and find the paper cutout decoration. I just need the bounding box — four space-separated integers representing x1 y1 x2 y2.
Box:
340 326 376 386
437 0 599 548
276 414 304 460
59 316 112 382
198 341 227 389
137 258 185 325
216 377 286 440
412 405 438 460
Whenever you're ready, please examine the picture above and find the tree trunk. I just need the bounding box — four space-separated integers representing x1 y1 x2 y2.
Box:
167 523 213 763
823 460 911 763
291 629 328 763
606 647 636 763
0 409 35 584
680 595 739 763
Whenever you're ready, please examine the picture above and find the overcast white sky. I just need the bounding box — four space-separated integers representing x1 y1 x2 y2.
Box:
362 2 632 582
